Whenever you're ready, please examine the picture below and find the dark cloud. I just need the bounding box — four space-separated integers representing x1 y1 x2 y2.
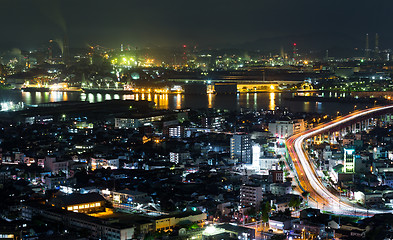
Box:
1 0 393 50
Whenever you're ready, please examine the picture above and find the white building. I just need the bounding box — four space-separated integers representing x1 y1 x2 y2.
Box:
168 126 184 138
44 157 70 176
240 184 263 208
269 119 305 138
270 182 292 195
252 144 279 170
169 152 191 164
90 158 119 170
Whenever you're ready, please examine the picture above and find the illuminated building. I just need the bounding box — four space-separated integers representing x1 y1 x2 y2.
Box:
168 125 184 138
115 113 165 129
344 148 355 173
90 157 119 171
22 203 135 240
44 157 70 176
202 224 255 240
152 211 207 232
240 184 263 209
268 119 305 138
230 134 251 163
50 192 106 214
112 190 150 208
169 152 190 164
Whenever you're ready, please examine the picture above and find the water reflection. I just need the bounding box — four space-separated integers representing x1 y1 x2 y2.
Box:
158 94 168 109
208 93 213 108
36 92 42 102
22 92 31 105
87 93 94 102
10 90 367 115
123 94 134 100
49 92 63 102
254 93 257 110
44 92 49 102
304 101 310 112
269 92 276 110
176 93 182 109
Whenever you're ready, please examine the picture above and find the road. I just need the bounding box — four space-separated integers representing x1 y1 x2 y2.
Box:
286 105 393 216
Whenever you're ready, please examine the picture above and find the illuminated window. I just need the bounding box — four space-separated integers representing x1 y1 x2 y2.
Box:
96 202 101 207
79 205 84 209
90 204 95 207
73 206 78 210
85 204 89 208
67 207 72 211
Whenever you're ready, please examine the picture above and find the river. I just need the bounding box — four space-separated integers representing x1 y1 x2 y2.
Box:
0 90 369 115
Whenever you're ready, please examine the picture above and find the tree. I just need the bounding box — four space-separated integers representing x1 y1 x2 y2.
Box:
260 201 272 223
289 196 301 209
245 207 257 218
270 234 286 240
302 191 310 206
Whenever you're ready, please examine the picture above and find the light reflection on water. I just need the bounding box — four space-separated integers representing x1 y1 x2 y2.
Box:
1 90 370 115
269 92 275 110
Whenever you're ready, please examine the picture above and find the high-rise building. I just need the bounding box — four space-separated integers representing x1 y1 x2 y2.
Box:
344 148 355 173
230 134 251 163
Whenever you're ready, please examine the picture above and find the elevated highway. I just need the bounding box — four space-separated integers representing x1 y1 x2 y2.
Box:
286 105 393 216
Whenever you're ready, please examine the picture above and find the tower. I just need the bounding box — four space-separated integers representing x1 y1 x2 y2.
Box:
48 39 53 60
365 33 370 59
182 44 188 66
293 43 298 62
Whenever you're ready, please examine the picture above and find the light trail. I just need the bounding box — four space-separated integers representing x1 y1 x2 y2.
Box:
286 105 393 216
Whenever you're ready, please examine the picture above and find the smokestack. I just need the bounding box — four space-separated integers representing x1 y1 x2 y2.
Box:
375 33 379 60
63 35 70 65
365 33 369 59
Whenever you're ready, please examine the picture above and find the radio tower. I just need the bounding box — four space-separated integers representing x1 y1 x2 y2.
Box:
293 43 298 63
182 44 188 66
48 40 53 61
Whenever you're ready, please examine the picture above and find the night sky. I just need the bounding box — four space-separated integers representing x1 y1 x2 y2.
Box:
1 0 392 51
